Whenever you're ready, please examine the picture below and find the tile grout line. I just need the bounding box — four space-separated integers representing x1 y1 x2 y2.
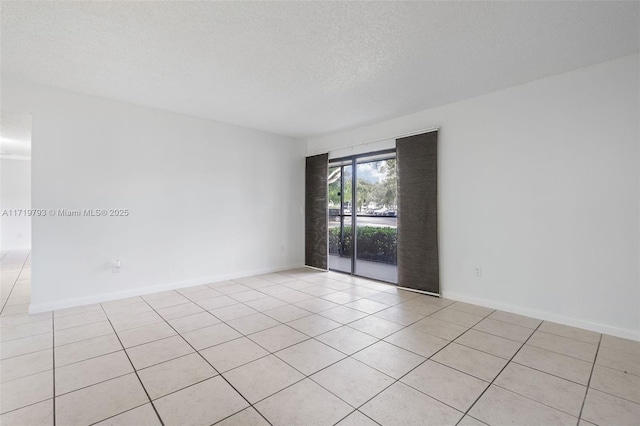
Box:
97 303 166 426
136 296 275 426
456 321 545 425
576 333 603 425
0 251 30 315
9 270 624 425
136 275 401 424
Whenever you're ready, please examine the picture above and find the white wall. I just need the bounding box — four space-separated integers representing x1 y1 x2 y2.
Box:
1 80 306 312
309 54 640 340
0 158 32 250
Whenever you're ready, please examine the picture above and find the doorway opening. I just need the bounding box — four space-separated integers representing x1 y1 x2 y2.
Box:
328 149 397 283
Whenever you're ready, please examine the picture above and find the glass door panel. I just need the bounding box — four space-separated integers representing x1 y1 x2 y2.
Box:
354 158 398 283
328 164 352 273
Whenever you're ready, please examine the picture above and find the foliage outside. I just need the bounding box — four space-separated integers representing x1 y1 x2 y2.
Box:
329 226 397 265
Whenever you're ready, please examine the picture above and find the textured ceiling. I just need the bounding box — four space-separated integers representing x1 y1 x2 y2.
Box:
1 1 638 138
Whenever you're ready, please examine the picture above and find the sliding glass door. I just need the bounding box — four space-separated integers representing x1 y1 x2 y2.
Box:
328 150 398 284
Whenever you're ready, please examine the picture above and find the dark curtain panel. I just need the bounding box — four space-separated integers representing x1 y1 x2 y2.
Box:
396 131 439 294
305 153 329 270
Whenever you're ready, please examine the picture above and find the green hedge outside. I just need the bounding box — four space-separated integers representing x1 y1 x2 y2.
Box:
329 226 397 265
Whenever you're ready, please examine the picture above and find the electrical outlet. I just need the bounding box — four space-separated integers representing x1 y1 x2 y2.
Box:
474 266 482 277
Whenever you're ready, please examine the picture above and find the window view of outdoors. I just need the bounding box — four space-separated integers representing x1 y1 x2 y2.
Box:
328 157 398 283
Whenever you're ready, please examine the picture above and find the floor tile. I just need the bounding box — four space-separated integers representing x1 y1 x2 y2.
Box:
167 311 220 334
248 324 308 352
349 316 405 339
600 334 640 356
230 290 269 303
0 398 52 425
273 289 314 304
581 388 640 426
209 304 258 322
344 299 390 314
513 344 592 385
263 304 312 322
53 310 107 331
384 327 449 357
321 291 361 304
224 355 304 403
55 373 148 425
55 333 122 367
361 382 463 425
53 321 114 347
457 415 488 426
316 326 378 355
527 331 598 362
138 352 217 399
294 297 339 313
181 323 242 350
402 360 489 411
200 337 269 373
116 321 177 348
255 379 352 426
156 302 204 320
447 301 494 317
243 296 288 312
0 311 50 328
454 329 523 359
488 310 542 329
55 350 133 395
216 407 269 426
430 308 485 328
126 335 194 369
146 294 190 310
353 341 425 379
432 343 508 381
142 290 180 301
590 364 640 404
364 291 407 306
396 299 444 316
215 283 253 295
409 316 467 340
109 310 164 332
335 410 378 426
494 362 586 416
473 318 534 343
0 370 53 414
596 343 640 376
287 314 342 337
538 321 601 344
311 357 394 407
102 301 153 318
0 319 51 342
298 285 338 297
373 306 425 326
179 286 220 299
0 348 52 383
154 376 248 425
94 403 161 425
318 306 369 324
275 339 345 375
469 385 576 426
197 295 239 310
227 312 280 335
54 304 102 318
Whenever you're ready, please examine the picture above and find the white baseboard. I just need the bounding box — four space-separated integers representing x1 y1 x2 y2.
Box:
441 291 640 342
28 263 304 314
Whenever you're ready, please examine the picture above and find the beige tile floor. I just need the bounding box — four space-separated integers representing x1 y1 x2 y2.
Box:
1 250 639 425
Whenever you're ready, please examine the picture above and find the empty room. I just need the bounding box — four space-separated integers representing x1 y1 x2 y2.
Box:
0 1 638 425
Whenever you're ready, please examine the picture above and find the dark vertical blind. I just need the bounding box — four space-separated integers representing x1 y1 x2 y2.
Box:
396 131 439 294
305 153 328 270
